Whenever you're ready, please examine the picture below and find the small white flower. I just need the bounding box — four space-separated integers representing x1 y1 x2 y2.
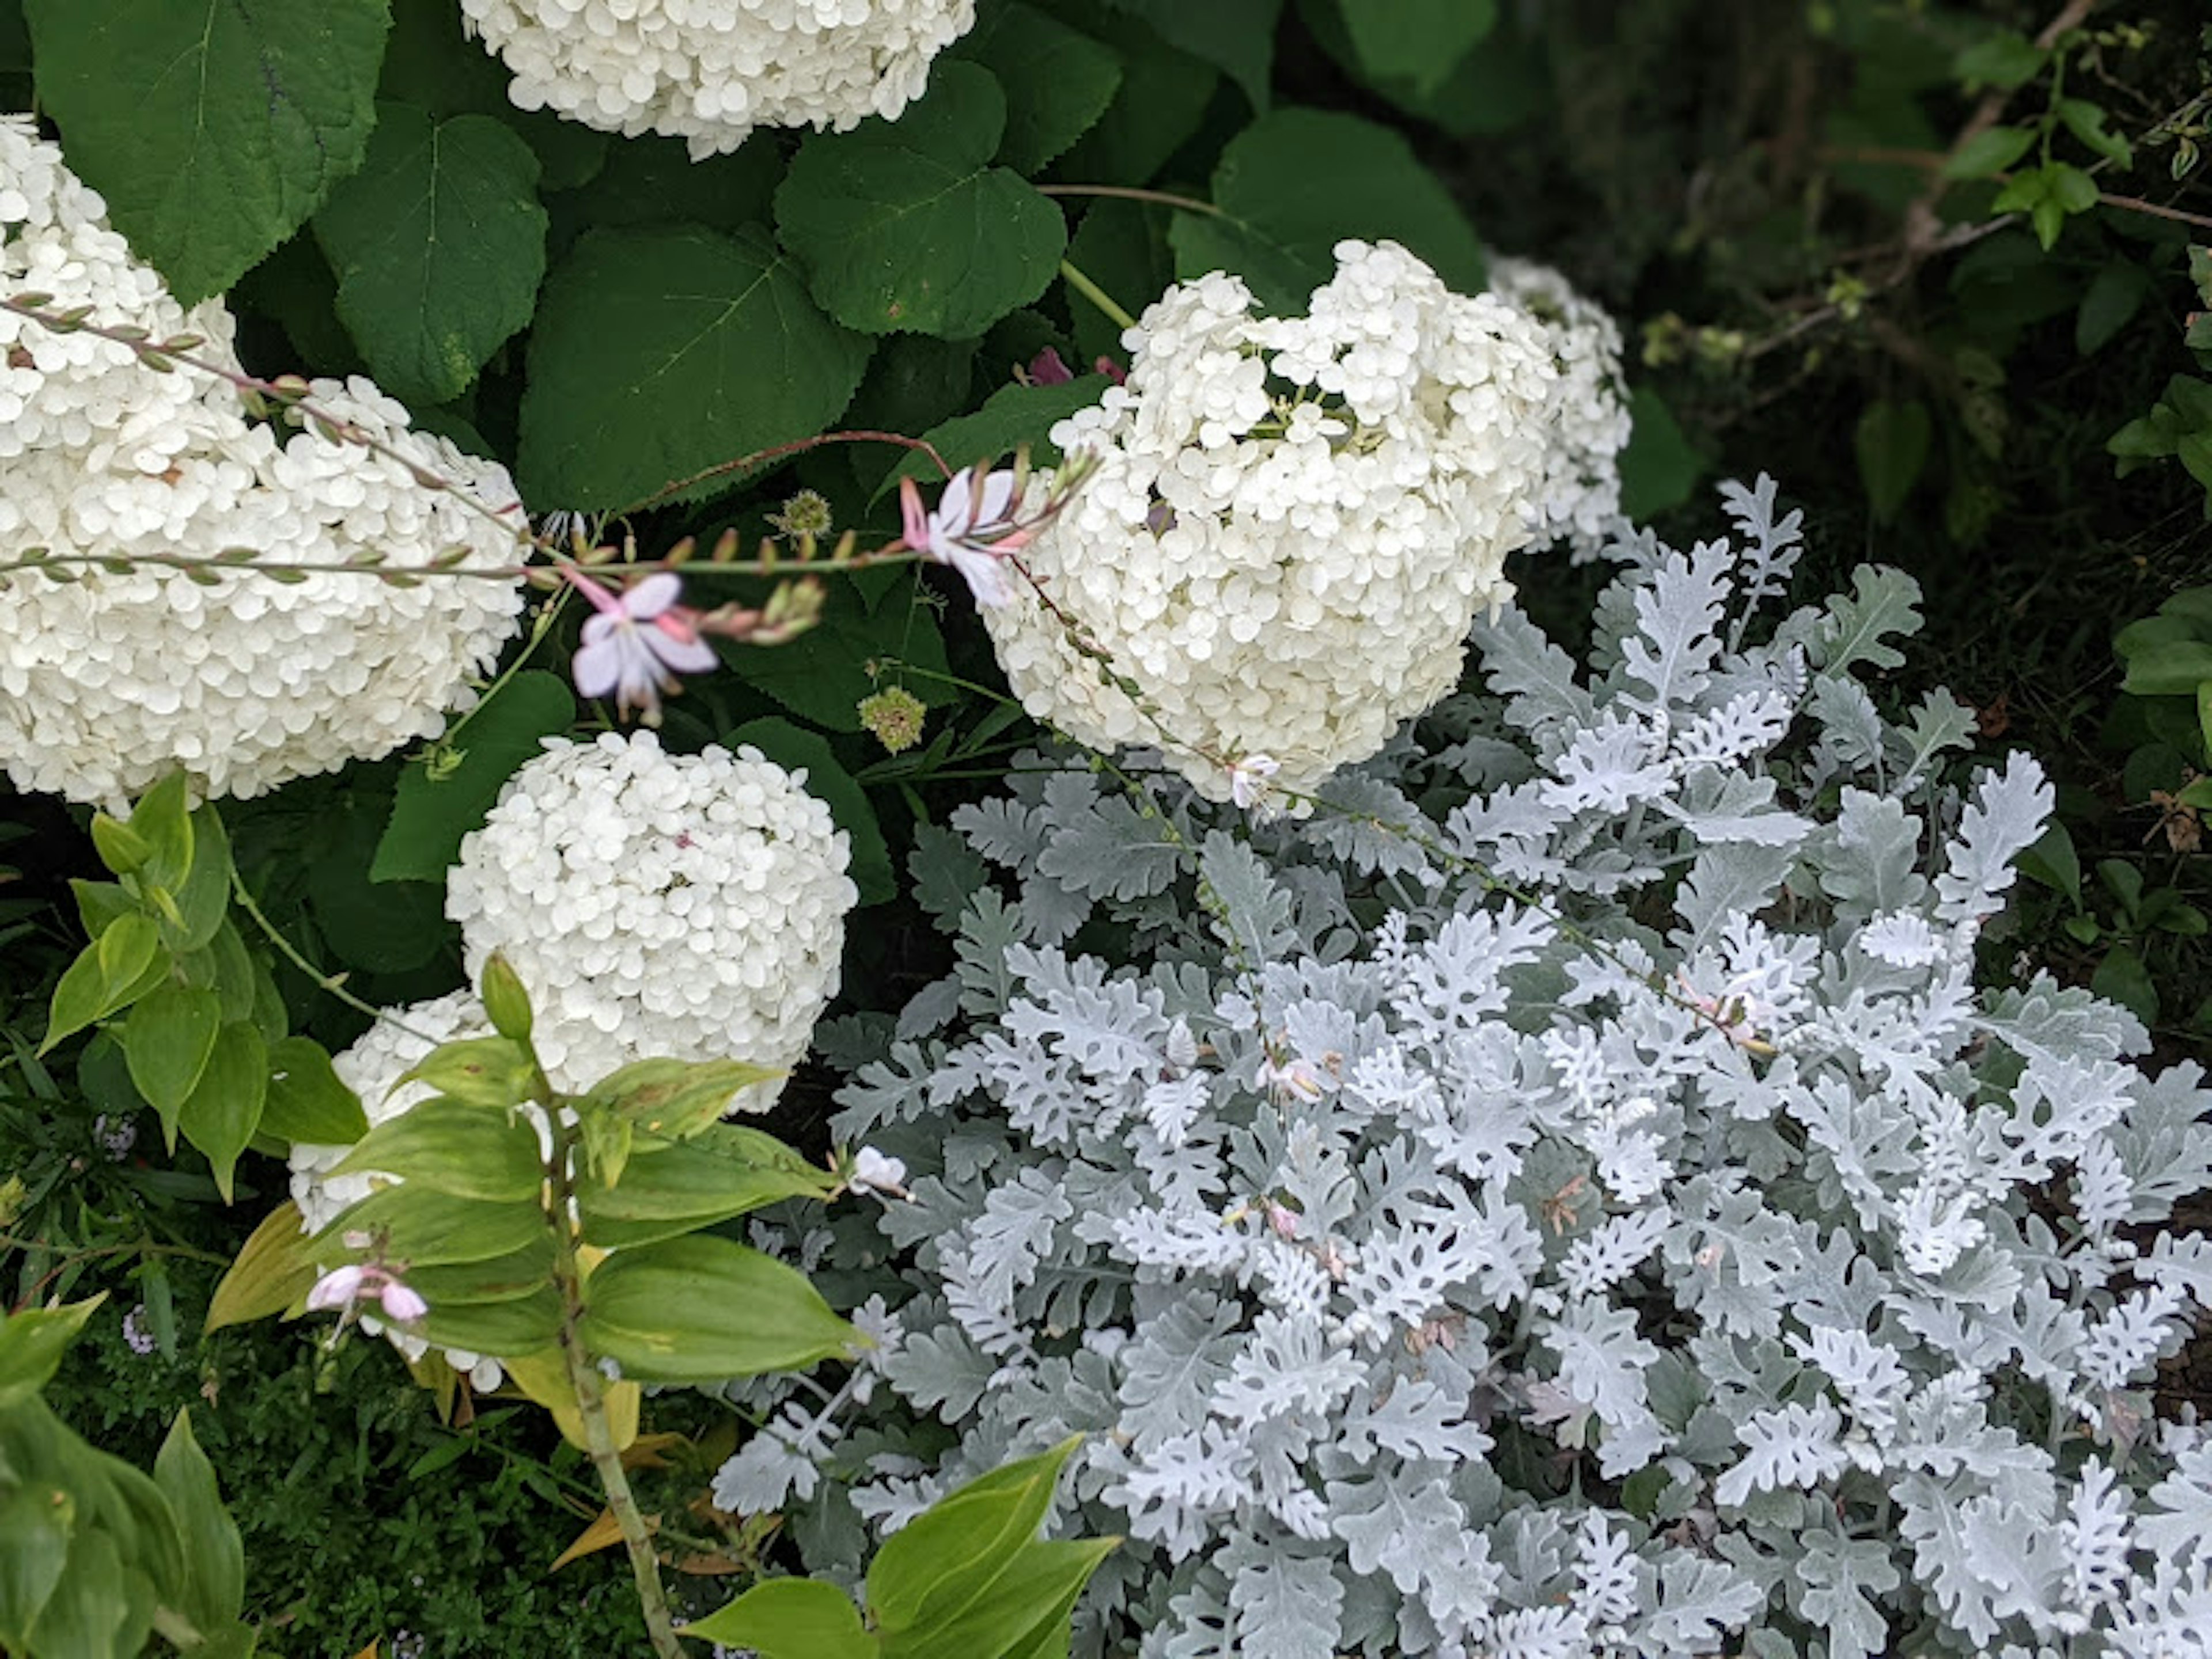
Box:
1228 753 1281 813
850 1145 911 1199
899 467 1028 609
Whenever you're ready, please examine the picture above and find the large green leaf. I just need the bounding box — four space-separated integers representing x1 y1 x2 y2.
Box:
519 224 873 510
153 1411 245 1640
313 101 547 404
330 1097 546 1202
1333 0 1496 97
42 912 164 1055
880 377 1112 497
122 983 222 1130
321 1186 547 1266
959 6 1122 173
205 1201 320 1331
868 1438 1082 1637
25 0 392 302
176 1021 267 1199
682 1578 877 1659
1168 108 1486 315
0 1482 70 1650
0 1297 102 1409
721 571 956 732
883 1537 1119 1659
775 62 1067 340
1101 0 1281 110
577 1123 837 1249
372 671 575 884
579 1236 855 1382
260 1036 371 1145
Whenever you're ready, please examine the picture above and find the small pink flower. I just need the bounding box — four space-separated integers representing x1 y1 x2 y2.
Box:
308 1261 429 1324
899 465 1031 609
567 569 719 726
1025 347 1074 386
1264 1200 1301 1240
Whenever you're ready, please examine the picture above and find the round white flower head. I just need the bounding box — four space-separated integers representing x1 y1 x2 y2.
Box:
0 374 529 806
1487 255 1633 556
446 730 858 1109
289 990 518 1392
457 0 979 158
983 240 1560 805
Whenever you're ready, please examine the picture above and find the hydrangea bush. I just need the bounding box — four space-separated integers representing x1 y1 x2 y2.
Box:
721 480 2212 1658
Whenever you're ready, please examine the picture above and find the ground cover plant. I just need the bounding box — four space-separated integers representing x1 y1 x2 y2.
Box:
2 1 2209 1655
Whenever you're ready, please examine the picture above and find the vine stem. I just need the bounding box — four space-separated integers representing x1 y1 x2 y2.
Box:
229 873 437 1037
1037 183 1224 217
544 1108 684 1659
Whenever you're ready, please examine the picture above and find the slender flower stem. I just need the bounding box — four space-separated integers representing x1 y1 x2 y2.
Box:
1038 183 1224 217
1060 259 1141 334
229 873 431 1035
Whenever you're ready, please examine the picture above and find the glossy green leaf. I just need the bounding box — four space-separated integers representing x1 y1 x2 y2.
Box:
90 813 154 875
393 1036 535 1110
0 1296 102 1409
24 0 391 302
578 1123 837 1249
165 802 234 953
43 912 162 1054
154 1411 244 1637
1169 108 1486 316
402 1236 555 1306
177 1021 267 1199
960 6 1122 173
579 1236 855 1382
321 1186 547 1266
520 224 873 510
122 983 222 1130
879 377 1114 498
329 1097 547 1202
410 1286 563 1359
581 1056 786 1142
681 1577 877 1658
883 1537 1119 1659
869 1437 1082 1635
479 952 537 1046
777 63 1066 339
260 1037 370 1146
314 101 548 404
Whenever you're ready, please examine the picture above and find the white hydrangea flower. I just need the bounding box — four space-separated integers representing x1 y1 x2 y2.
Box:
457 0 979 158
0 123 529 808
290 990 520 1393
983 240 1560 805
446 730 858 1109
1486 255 1633 556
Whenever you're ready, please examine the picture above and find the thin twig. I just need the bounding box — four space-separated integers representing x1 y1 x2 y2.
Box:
2099 191 2212 233
1037 183 1224 217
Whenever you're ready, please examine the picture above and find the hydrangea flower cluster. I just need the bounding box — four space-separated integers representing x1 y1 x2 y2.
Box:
983 240 1560 807
457 0 979 158
0 120 527 807
445 730 859 1108
1487 255 1633 556
729 482 2212 1658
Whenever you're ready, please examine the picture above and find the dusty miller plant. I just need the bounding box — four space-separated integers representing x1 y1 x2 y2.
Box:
718 479 2212 1658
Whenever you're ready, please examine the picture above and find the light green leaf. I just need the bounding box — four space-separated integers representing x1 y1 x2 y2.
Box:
578 1236 856 1382
42 911 163 1055
206 1202 320 1331
578 1123 836 1249
321 1185 547 1265
410 1286 563 1359
868 1437 1082 1636
154 1411 245 1638
682 1577 877 1659
882 1537 1119 1659
0 1296 103 1409
260 1036 370 1145
519 224 873 510
1952 30 2046 90
1941 124 2036 181
776 62 1067 339
331 1097 546 1202
1854 397 1931 523
2121 639 2212 696
165 802 234 954
122 983 222 1132
372 671 575 884
1334 0 1495 98
392 1035 534 1110
24 0 392 302
2056 97 2131 165
1169 108 1485 316
0 1482 70 1650
177 1021 267 1199
314 101 548 404
727 718 892 907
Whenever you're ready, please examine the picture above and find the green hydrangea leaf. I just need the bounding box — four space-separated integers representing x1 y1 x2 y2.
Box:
520 223 873 510
959 5 1122 173
1101 0 1281 111
1333 0 1496 98
1169 108 1486 316
25 0 392 304
775 62 1066 339
372 670 576 884
313 101 548 405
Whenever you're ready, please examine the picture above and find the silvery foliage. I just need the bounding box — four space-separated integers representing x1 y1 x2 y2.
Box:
720 478 2212 1658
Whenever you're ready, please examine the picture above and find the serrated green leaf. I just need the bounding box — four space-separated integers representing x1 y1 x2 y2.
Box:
1169 108 1485 316
1854 397 1931 523
961 5 1122 173
776 62 1067 339
313 101 548 404
331 1096 546 1202
372 670 575 884
681 1577 876 1658
726 718 892 907
154 1411 245 1638
578 1235 855 1383
25 0 392 302
1101 0 1281 110
520 224 873 510
123 983 222 1132
1815 566 1923 675
1333 0 1495 98
177 1021 266 1199
879 376 1112 499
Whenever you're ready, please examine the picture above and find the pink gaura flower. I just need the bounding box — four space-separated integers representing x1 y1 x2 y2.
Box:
1227 753 1281 813
307 1261 429 1323
898 465 1033 609
567 569 719 726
